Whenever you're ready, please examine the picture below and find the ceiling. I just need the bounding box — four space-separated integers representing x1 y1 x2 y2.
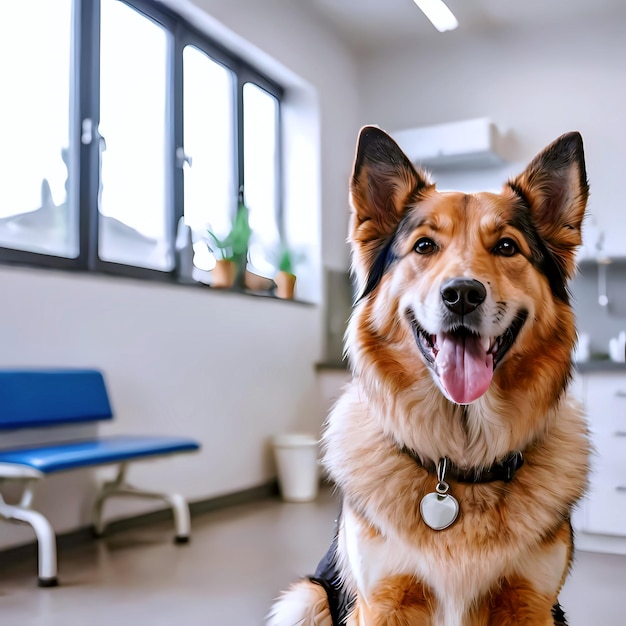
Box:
303 0 625 52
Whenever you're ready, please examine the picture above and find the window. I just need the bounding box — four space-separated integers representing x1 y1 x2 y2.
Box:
0 0 76 259
99 0 171 270
243 82 280 276
182 45 235 271
0 0 283 285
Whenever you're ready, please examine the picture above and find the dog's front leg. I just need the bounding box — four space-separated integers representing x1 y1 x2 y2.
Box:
340 504 436 625
477 520 572 626
345 576 435 626
470 577 561 626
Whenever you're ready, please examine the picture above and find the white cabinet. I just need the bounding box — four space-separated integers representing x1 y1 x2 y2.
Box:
580 373 626 536
574 369 626 553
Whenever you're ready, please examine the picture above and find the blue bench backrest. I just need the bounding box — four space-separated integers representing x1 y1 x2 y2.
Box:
0 369 113 430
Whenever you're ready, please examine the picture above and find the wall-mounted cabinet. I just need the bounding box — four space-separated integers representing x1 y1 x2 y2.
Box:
571 259 626 357
576 256 626 309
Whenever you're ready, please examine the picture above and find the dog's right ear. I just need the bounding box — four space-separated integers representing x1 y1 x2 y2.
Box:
350 126 432 295
351 126 431 241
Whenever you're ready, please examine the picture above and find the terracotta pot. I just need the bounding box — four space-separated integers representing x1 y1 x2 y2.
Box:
275 271 296 299
212 259 237 288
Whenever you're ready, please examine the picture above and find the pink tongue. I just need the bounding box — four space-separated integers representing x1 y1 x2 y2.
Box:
436 332 494 404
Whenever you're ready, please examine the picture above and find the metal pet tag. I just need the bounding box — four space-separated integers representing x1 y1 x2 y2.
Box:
419 458 459 531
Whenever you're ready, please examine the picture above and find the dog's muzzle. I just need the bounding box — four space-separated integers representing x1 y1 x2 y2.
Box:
409 297 528 405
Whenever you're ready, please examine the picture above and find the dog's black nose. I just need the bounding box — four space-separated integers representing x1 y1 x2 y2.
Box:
440 278 486 316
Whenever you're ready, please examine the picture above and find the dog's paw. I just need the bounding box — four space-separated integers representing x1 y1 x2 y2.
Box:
266 579 332 626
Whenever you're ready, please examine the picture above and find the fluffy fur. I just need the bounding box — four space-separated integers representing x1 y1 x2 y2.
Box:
268 127 591 625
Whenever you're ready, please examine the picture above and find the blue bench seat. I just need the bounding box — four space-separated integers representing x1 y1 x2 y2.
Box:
0 368 201 587
0 435 200 474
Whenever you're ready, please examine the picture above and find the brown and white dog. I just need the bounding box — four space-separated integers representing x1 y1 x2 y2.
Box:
268 127 591 625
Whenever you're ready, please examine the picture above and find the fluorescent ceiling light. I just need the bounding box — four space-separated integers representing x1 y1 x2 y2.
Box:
413 0 459 32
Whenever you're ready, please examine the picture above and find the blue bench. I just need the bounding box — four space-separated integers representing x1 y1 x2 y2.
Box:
0 369 201 587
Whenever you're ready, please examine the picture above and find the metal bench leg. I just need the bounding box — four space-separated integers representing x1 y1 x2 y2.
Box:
91 464 127 537
163 492 190 543
91 490 107 537
93 464 192 543
0 487 58 587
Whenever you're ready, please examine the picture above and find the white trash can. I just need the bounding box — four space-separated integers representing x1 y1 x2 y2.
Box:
272 433 320 502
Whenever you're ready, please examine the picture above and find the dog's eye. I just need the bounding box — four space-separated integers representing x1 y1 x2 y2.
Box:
414 237 437 255
493 238 519 257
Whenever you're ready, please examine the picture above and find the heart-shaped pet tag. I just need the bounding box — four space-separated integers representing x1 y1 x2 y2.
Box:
420 492 459 531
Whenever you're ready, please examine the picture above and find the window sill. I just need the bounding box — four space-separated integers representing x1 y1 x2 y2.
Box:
0 259 317 307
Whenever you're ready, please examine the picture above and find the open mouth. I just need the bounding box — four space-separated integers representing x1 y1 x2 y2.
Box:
410 310 528 404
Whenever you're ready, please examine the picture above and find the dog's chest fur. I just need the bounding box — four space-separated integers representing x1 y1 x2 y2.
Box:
340 503 568 626
325 383 589 626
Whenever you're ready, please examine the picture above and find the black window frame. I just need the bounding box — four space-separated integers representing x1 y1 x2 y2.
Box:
0 0 284 285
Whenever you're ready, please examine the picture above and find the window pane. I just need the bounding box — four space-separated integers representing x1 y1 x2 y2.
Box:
243 82 279 275
0 0 76 257
183 45 235 271
99 0 172 270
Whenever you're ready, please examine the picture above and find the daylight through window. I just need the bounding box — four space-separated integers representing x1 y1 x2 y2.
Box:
0 0 283 285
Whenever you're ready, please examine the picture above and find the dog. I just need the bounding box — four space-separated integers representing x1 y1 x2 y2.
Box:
268 126 591 625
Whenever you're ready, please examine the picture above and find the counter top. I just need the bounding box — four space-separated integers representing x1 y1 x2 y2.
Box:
315 361 349 371
576 359 626 373
316 360 626 373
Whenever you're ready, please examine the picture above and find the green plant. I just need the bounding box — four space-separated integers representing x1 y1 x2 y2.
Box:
207 191 252 265
274 240 305 275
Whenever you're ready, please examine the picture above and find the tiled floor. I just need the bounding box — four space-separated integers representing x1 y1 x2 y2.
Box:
0 487 624 625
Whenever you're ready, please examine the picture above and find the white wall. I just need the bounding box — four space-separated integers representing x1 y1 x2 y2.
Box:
357 9 626 257
0 0 360 550
0 266 322 547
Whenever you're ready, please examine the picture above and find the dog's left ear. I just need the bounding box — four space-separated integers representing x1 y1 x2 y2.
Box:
508 132 589 278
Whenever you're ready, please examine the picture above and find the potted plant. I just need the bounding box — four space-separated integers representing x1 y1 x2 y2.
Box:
273 241 305 299
207 189 252 289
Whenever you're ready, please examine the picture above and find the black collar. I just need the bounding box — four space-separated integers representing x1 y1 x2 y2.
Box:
401 447 524 484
